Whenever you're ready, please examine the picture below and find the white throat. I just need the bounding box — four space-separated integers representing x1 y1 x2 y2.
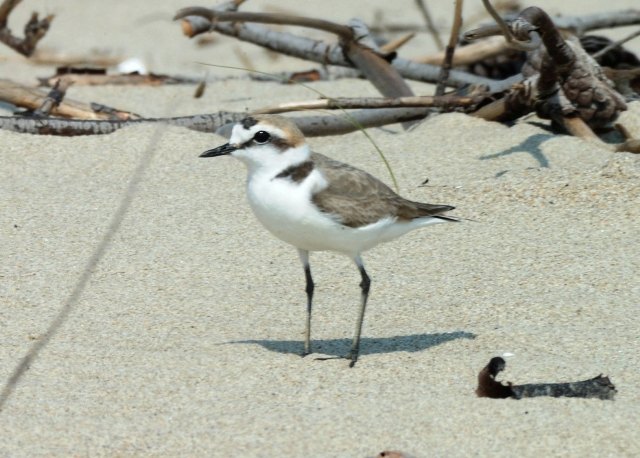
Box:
234 143 311 178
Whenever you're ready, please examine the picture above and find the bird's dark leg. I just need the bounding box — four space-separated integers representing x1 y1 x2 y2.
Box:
349 255 371 368
298 249 314 357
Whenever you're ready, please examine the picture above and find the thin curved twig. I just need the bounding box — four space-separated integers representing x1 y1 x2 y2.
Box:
436 0 464 96
466 0 542 51
174 8 353 39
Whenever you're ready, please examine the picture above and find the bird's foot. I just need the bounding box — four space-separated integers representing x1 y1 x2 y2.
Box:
314 353 358 368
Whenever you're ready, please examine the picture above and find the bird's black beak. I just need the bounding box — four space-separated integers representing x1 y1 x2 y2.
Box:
200 143 237 158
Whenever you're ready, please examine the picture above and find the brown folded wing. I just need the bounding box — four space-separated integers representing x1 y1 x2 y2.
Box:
310 153 454 228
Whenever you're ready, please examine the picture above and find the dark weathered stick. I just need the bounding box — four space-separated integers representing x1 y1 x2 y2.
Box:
0 0 19 24
476 357 617 400
340 19 415 101
0 0 54 56
436 0 464 96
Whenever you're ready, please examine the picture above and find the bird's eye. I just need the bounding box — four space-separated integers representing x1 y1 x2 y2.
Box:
253 131 271 144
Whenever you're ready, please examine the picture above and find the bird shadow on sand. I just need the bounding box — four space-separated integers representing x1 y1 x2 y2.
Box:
480 132 553 171
225 331 476 357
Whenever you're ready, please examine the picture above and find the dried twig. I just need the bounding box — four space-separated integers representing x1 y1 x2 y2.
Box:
253 94 483 114
414 0 444 50
592 28 640 60
476 357 617 400
379 32 416 54
436 0 464 96
0 0 54 56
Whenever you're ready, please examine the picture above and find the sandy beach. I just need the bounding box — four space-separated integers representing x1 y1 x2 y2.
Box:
1 1 639 456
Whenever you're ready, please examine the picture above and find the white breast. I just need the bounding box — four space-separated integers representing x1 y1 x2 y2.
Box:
245 167 445 257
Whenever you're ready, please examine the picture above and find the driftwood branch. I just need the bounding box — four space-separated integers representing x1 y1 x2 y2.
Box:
175 6 417 109
0 108 435 137
0 0 53 56
174 5 507 91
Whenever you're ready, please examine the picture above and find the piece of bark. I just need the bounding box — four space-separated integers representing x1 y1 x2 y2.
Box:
476 357 617 400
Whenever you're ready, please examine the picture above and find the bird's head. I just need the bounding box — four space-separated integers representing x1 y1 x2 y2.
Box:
201 115 309 173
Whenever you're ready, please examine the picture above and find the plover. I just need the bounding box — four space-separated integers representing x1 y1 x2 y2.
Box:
201 115 458 367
